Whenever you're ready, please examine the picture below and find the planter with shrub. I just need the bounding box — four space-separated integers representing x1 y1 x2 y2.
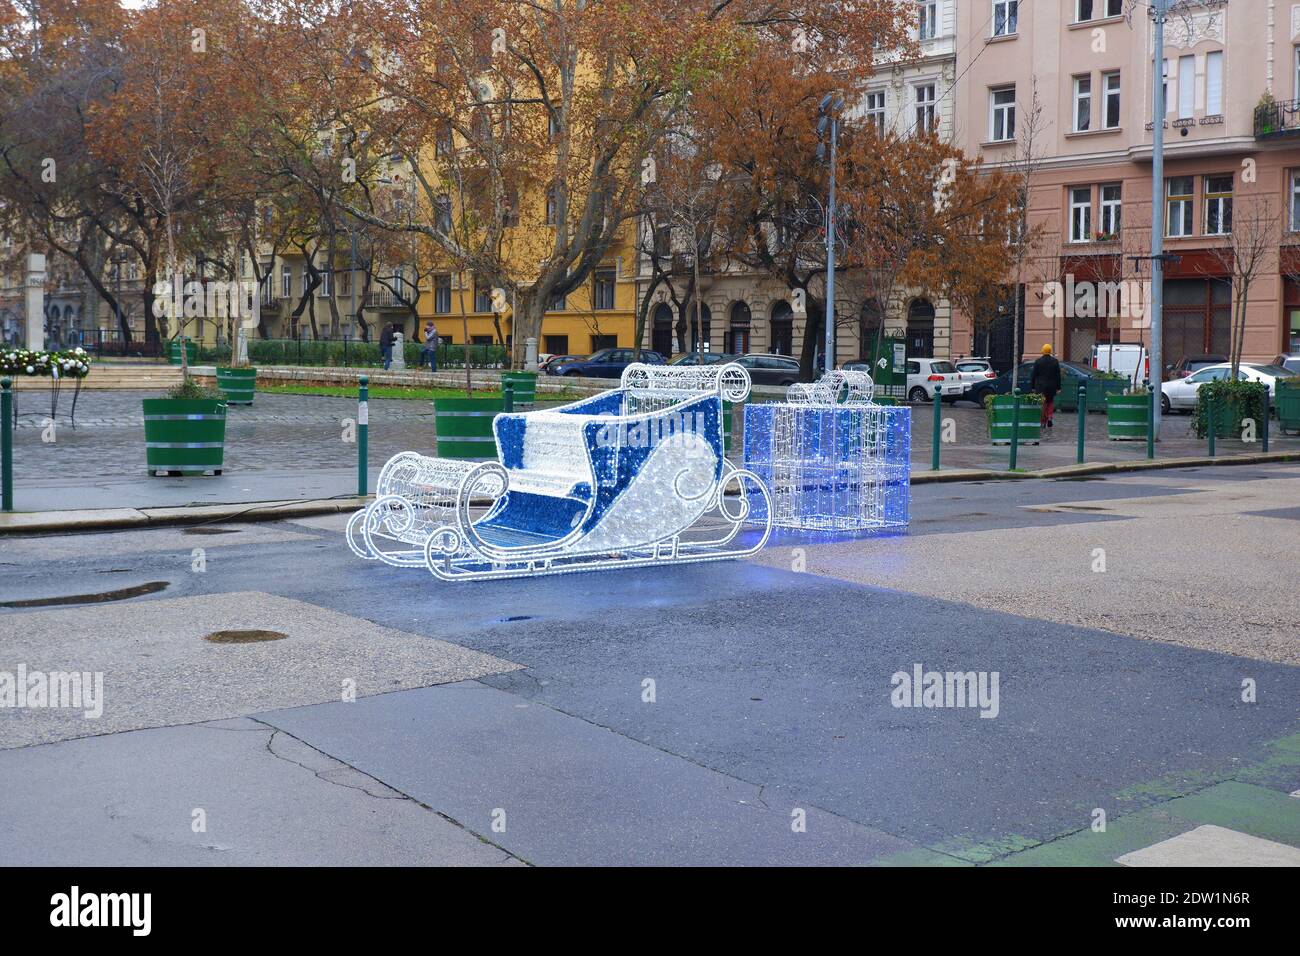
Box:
1277 377 1300 435
985 392 1043 445
1192 378 1269 440
143 378 227 476
1106 388 1152 441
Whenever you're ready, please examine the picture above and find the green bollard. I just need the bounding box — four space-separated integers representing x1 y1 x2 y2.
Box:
931 384 943 471
357 375 369 496
1206 390 1215 458
503 380 514 414
1009 388 1021 471
1076 382 1087 464
1147 383 1156 460
1262 390 1270 453
1 378 12 512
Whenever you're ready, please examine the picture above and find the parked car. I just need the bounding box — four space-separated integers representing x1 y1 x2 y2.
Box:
542 354 587 375
964 359 1097 407
1156 362 1289 413
1168 353 1228 380
731 353 803 387
953 358 998 389
669 351 731 366
1270 353 1300 376
551 348 665 378
1091 343 1149 386
905 358 967 403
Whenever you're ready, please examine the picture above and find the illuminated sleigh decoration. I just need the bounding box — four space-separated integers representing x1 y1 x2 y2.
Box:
743 369 911 532
347 362 772 580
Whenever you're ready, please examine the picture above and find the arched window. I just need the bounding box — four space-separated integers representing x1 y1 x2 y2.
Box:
681 300 712 352
651 303 674 357
906 298 935 357
770 301 794 356
728 301 752 354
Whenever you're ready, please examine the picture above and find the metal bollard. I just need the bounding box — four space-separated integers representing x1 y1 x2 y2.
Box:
357 375 369 495
931 385 943 471
1262 391 1270 453
1206 391 1215 458
503 380 514 414
1009 388 1021 471
1076 382 1087 464
1 378 12 511
1146 384 1156 460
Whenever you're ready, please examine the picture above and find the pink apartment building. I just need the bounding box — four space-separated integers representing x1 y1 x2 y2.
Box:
951 0 1300 372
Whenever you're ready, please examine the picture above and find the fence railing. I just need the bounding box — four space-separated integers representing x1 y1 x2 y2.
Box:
194 336 509 370
1255 98 1300 138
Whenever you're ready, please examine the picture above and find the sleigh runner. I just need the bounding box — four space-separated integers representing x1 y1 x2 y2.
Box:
347 362 772 580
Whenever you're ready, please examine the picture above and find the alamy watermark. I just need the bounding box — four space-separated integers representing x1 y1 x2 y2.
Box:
0 664 104 718
890 664 999 719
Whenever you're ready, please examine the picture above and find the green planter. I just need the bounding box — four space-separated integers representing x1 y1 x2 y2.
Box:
215 366 257 405
168 339 198 365
1106 392 1150 440
142 398 227 476
500 371 538 406
435 396 504 460
872 396 898 406
988 394 1041 445
1058 376 1126 412
1277 380 1300 435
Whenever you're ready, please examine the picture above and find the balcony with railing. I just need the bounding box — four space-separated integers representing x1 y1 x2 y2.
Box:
1255 98 1300 139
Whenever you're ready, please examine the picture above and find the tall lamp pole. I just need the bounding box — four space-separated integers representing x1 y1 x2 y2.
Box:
818 93 844 375
1149 0 1168 438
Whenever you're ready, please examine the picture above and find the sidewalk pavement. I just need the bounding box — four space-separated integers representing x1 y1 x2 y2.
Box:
4 390 1298 533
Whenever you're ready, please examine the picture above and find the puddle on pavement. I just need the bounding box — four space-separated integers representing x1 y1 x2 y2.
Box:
1 580 170 608
182 527 241 536
204 629 289 644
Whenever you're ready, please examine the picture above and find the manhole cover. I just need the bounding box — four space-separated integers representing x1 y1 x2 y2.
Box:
204 629 289 644
1 581 169 608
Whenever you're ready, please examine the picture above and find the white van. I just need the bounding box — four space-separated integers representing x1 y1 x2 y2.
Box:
1091 344 1149 386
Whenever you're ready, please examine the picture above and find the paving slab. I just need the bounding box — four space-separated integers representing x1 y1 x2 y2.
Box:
0 718 520 866
259 680 920 866
0 591 520 749
1115 824 1300 867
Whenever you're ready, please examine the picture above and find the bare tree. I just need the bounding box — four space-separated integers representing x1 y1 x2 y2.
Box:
1202 195 1279 375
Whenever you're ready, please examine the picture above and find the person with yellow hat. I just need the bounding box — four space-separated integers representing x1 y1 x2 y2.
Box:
1030 343 1062 428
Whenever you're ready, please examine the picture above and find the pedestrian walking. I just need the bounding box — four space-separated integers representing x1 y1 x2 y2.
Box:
380 322 395 371
419 319 439 372
1030 343 1062 428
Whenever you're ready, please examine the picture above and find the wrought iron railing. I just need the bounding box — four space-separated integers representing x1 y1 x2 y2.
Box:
1255 98 1300 138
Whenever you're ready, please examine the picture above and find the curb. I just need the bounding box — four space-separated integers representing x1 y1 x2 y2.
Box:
3 451 1297 536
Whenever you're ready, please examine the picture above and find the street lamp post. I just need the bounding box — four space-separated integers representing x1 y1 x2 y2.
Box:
818 93 844 375
1148 0 1168 439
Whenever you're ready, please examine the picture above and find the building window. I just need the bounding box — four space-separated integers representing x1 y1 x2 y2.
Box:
590 334 617 352
865 90 886 133
1205 51 1224 116
434 194 452 233
433 274 451 314
914 83 936 134
281 265 291 298
1102 71 1121 129
548 290 566 312
917 1 937 40
474 279 492 312
1076 0 1121 22
990 86 1015 142
1073 75 1092 132
593 269 616 310
1166 177 1194 238
1099 184 1121 238
544 334 568 355
319 267 331 297
1177 54 1195 120
1069 186 1092 243
435 121 453 157
1161 59 1170 115
1204 175 1233 236
545 187 557 225
1291 172 1300 231
992 0 1017 36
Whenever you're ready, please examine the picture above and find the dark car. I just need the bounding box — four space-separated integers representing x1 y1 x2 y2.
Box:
540 354 584 375
1269 353 1300 376
553 348 665 378
965 359 1096 406
1169 354 1228 380
669 351 732 366
731 353 802 387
